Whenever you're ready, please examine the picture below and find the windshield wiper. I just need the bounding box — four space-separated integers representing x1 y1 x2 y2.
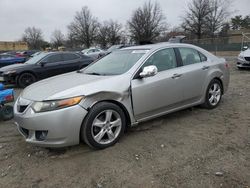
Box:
85 72 103 76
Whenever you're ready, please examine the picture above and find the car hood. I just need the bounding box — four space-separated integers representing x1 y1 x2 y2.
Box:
20 72 130 101
0 63 28 72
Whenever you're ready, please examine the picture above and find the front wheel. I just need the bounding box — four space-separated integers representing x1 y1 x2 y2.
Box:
202 79 223 109
81 102 126 149
17 73 36 88
0 105 14 121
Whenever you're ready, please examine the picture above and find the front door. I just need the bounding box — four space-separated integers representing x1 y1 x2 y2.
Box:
131 48 183 121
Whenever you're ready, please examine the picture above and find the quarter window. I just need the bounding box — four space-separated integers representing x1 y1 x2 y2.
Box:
179 48 201 66
199 52 207 62
142 48 177 72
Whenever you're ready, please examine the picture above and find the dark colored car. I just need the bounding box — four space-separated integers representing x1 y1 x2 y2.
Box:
0 52 93 88
0 54 26 68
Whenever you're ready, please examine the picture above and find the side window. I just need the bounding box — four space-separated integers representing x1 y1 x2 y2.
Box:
142 48 177 72
179 48 201 66
62 53 80 61
199 52 207 62
45 54 62 63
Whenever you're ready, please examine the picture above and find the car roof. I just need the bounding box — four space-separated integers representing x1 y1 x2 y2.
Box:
121 42 201 51
40 51 78 55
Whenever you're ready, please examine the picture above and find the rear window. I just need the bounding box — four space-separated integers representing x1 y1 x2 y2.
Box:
179 48 201 66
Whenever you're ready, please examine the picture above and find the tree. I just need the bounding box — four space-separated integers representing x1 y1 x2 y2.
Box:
22 27 44 49
231 15 250 30
96 20 123 49
205 0 231 37
181 0 211 39
219 22 230 37
107 20 123 45
68 6 99 48
96 22 110 49
128 1 167 44
51 29 65 48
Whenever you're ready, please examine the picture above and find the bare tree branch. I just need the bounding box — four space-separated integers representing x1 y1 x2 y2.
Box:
68 6 99 48
51 29 65 48
128 1 167 44
22 27 44 49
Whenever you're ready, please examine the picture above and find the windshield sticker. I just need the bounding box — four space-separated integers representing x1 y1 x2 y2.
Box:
132 50 149 54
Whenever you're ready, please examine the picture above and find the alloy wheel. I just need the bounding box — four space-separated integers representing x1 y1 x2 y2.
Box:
91 109 122 145
208 83 221 106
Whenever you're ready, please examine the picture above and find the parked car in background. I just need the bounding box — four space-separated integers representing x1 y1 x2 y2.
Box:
16 50 39 59
14 43 229 149
30 51 42 57
106 44 133 54
237 46 250 69
0 54 26 68
81 48 105 59
0 51 93 88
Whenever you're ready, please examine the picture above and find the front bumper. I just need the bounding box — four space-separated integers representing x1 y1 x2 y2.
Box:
0 73 16 84
14 102 88 147
237 58 250 68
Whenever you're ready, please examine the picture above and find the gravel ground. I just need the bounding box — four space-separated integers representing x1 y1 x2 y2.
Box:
0 59 249 188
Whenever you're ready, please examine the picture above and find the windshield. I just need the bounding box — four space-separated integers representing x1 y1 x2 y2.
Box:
25 52 47 64
83 49 147 75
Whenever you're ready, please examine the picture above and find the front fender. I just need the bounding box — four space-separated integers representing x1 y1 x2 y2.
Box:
79 90 136 126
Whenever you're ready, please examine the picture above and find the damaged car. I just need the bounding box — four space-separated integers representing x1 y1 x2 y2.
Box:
14 43 230 149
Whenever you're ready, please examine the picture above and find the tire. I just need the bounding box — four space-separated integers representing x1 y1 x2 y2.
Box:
17 72 36 88
0 105 14 121
202 79 223 109
81 102 126 149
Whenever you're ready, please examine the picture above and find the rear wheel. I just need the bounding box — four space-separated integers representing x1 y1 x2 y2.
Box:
81 102 126 149
202 79 222 109
17 73 36 88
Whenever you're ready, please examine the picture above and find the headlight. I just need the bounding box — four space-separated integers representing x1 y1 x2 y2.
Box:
238 55 245 60
32 96 84 112
4 70 16 75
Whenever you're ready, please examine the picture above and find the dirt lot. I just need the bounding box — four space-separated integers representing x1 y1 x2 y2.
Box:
0 58 249 188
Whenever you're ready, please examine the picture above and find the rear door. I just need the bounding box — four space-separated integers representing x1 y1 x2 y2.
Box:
176 47 210 103
131 48 183 121
60 53 82 73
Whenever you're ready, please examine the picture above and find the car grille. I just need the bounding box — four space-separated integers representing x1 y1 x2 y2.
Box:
245 57 250 62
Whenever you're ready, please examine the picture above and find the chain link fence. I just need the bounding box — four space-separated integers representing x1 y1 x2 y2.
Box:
183 36 242 55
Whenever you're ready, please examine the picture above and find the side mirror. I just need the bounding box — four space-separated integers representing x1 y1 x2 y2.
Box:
139 65 158 78
40 62 45 67
40 60 48 67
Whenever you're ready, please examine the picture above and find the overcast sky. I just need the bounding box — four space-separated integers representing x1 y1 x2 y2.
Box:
0 0 249 41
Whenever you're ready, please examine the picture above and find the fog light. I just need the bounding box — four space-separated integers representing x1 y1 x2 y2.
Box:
35 131 48 141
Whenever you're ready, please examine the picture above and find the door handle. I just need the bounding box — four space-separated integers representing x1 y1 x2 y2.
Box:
202 66 210 70
172 73 182 79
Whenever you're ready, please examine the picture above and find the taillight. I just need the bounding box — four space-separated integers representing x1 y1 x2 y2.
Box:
5 95 14 102
225 62 229 68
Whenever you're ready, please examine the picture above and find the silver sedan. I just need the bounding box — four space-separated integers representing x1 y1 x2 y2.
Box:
14 43 230 149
